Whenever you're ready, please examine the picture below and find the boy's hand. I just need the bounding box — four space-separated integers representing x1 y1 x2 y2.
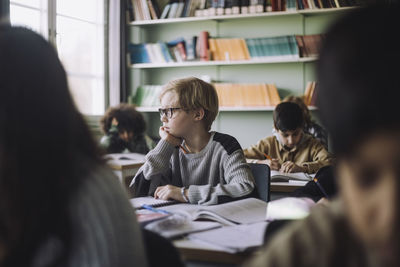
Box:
258 158 281 170
159 126 182 147
154 184 187 202
280 161 305 173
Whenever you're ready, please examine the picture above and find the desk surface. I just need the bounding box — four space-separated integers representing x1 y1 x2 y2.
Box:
174 238 255 265
271 181 306 192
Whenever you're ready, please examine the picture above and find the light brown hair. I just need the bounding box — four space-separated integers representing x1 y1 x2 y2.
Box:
160 77 219 131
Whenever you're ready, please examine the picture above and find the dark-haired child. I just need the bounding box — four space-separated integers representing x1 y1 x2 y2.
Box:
100 103 156 154
244 102 332 173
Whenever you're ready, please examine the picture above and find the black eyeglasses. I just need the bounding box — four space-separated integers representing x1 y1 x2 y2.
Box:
158 107 182 119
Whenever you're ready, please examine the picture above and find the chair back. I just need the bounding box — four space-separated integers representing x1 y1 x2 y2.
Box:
248 163 271 202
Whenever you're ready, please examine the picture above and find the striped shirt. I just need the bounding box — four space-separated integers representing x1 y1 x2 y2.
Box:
131 132 255 205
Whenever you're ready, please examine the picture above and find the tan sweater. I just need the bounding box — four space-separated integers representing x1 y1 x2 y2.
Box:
243 200 381 267
243 134 333 173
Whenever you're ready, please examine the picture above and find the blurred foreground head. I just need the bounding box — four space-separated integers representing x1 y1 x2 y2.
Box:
317 3 400 265
0 26 100 266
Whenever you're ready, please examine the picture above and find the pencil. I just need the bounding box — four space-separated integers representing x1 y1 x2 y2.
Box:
263 153 272 160
141 204 171 215
313 178 329 199
180 145 188 154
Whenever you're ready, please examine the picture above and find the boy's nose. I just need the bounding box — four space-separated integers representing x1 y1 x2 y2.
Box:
160 115 168 123
287 136 293 144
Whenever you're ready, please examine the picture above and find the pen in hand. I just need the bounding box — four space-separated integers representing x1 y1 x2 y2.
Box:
263 153 272 160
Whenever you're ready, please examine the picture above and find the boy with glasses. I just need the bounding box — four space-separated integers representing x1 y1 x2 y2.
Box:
130 77 255 205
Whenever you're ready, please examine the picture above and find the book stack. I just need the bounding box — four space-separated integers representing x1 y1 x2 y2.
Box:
128 34 321 65
214 83 281 107
208 38 250 61
128 85 163 107
128 0 361 22
130 0 163 21
303 81 317 106
296 0 360 10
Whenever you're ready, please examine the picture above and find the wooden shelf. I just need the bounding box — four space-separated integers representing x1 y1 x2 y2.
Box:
130 57 317 69
136 106 317 112
128 7 355 26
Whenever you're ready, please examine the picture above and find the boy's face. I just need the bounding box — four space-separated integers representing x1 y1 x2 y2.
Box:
159 91 193 138
277 128 303 150
338 130 400 262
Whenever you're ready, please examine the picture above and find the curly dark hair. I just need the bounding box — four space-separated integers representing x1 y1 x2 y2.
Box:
100 103 146 135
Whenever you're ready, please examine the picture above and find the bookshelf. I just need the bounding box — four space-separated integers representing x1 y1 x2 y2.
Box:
126 7 352 148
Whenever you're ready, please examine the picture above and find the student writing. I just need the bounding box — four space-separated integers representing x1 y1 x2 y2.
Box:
244 102 333 173
130 77 255 205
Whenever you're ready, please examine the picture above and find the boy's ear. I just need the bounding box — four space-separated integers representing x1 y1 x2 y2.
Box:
193 108 205 121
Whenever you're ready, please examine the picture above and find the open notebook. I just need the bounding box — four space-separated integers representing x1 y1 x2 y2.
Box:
161 198 268 226
271 170 315 182
130 196 179 209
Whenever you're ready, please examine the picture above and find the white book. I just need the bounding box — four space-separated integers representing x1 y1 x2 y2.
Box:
175 2 185 18
266 197 316 221
270 170 315 182
167 2 179 18
162 197 268 226
160 3 171 19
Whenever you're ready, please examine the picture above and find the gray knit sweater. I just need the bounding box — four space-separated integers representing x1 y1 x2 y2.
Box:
131 132 255 205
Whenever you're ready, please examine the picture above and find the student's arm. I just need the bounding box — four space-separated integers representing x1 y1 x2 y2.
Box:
129 139 176 196
187 149 255 205
301 140 334 174
243 136 272 160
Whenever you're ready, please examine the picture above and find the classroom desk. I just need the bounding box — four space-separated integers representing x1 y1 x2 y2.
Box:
107 159 144 188
173 237 257 266
270 181 306 193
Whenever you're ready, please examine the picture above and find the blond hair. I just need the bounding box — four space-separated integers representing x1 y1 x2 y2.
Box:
160 77 219 131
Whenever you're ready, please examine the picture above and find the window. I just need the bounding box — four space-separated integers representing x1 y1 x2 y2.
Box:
10 0 106 115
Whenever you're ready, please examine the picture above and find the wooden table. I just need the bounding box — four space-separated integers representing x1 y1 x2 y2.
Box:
173 238 257 265
270 181 307 193
105 154 145 188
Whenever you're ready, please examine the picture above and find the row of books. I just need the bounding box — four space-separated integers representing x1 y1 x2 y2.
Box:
296 0 361 10
128 33 322 64
214 83 281 107
127 0 359 22
128 83 281 108
303 81 317 106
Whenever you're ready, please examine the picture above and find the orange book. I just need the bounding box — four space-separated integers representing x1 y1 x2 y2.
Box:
263 84 272 106
239 39 251 60
208 39 218 61
304 81 313 105
268 84 281 106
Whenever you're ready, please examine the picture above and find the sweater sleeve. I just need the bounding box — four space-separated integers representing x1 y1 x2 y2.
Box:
187 149 255 205
134 139 176 181
243 137 272 160
301 140 334 174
